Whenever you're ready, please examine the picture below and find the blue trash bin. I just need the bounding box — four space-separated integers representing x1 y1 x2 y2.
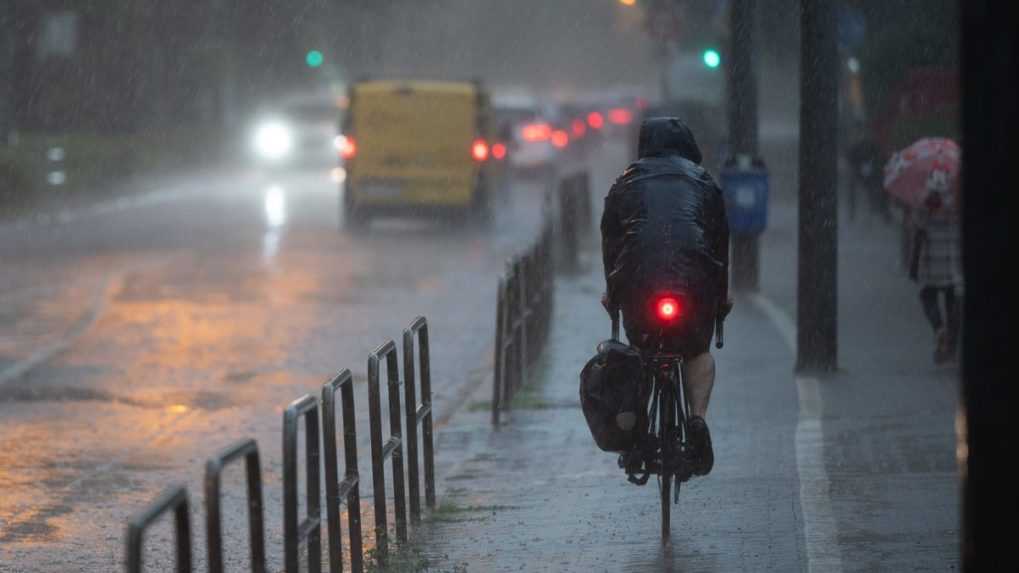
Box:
720 160 769 235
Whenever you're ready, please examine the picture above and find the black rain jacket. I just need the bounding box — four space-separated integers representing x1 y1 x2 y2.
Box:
601 118 730 310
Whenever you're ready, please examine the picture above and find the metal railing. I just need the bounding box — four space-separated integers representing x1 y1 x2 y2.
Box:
123 316 436 572
205 439 266 573
125 485 192 573
556 171 593 273
491 171 591 426
322 369 364 573
492 221 555 425
367 340 408 560
283 394 322 573
403 317 436 522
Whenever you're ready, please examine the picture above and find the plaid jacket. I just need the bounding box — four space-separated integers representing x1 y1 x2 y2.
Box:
914 212 961 287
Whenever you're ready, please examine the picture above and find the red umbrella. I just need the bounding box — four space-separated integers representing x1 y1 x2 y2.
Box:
883 138 960 210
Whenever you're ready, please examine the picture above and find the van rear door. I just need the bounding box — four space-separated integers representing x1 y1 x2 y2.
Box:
350 83 478 206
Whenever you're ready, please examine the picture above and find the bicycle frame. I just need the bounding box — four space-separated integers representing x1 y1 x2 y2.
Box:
642 353 693 478
611 308 693 479
611 308 694 539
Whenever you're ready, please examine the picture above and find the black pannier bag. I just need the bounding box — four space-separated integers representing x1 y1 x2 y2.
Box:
579 339 645 452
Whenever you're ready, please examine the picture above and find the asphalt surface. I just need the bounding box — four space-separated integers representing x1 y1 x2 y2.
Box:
0 155 559 571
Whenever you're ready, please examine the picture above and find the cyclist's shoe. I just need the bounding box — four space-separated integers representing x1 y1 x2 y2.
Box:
687 416 714 476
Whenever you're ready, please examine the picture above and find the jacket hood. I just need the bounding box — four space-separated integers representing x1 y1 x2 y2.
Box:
637 117 703 165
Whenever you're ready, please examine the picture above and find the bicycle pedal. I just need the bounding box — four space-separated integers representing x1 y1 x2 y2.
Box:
627 471 651 486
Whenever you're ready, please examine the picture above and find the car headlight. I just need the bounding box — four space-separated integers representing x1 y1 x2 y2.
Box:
253 121 293 160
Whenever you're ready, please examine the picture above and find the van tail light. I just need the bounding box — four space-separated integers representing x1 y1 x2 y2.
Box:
335 135 356 160
472 138 489 162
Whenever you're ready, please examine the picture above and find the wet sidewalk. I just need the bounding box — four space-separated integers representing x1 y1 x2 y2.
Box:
412 195 958 572
415 248 804 572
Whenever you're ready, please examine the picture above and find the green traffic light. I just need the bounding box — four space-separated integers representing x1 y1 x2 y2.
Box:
305 50 324 68
702 49 721 69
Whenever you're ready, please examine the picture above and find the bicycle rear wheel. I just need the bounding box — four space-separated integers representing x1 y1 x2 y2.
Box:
659 377 676 540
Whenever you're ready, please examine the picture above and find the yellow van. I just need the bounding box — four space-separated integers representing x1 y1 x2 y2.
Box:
339 80 494 228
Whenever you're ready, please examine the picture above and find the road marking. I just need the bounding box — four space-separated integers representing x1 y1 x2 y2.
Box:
748 292 796 351
749 293 843 573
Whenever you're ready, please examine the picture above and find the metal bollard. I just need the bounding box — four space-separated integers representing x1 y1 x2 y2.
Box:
403 317 436 519
574 172 592 235
283 394 322 573
367 340 407 561
558 178 580 273
125 485 193 573
322 370 364 573
205 439 266 573
492 278 507 426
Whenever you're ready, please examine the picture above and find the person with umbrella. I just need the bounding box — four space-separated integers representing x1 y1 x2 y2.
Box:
884 138 962 365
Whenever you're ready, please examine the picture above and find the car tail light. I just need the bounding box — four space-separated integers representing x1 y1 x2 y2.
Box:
655 296 682 322
492 142 507 160
472 138 489 161
571 119 587 137
587 111 604 129
608 107 633 125
521 122 551 142
335 135 356 160
551 130 569 149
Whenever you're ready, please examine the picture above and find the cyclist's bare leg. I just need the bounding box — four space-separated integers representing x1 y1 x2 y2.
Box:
682 351 715 419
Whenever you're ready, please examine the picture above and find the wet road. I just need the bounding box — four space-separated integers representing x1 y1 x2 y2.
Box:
0 161 553 570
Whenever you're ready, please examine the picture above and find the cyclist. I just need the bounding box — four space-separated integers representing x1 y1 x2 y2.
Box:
600 117 731 477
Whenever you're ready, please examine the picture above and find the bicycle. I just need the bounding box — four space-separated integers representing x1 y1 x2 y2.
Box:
612 301 725 540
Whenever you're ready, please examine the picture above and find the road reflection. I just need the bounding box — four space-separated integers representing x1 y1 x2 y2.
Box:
263 185 287 263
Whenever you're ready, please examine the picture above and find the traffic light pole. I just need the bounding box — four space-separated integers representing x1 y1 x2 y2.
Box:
796 0 839 373
727 0 760 291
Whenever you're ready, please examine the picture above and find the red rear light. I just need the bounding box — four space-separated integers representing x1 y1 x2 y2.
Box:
571 119 587 137
492 142 507 160
335 135 356 160
472 138 489 161
587 111 604 129
656 297 682 322
608 107 633 125
521 122 551 142
551 130 569 149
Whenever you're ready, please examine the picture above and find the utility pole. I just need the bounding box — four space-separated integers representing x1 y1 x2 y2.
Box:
796 0 838 373
727 0 760 291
